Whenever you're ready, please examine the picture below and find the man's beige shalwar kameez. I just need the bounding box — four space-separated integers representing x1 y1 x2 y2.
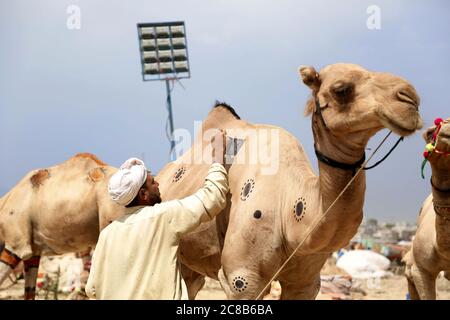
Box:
85 163 228 299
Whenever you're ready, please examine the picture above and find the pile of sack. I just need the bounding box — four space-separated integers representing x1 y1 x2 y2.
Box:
336 250 393 279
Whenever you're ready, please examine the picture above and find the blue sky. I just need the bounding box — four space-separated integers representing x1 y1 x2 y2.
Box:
1 0 449 222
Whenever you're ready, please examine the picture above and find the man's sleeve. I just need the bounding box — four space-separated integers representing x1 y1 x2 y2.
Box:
165 163 229 236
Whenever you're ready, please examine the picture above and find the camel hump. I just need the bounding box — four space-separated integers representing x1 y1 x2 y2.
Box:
202 101 243 130
212 101 241 120
72 152 108 166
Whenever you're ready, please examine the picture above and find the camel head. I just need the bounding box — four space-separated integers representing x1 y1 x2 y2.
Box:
423 118 450 170
299 63 423 147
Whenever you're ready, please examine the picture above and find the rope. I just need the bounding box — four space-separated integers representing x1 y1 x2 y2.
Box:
255 130 394 300
363 133 403 170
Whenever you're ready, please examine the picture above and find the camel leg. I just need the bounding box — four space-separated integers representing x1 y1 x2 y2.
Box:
406 277 420 300
404 264 420 300
0 246 22 286
444 271 450 282
280 277 321 300
180 263 205 300
217 267 233 299
411 265 437 300
23 256 40 300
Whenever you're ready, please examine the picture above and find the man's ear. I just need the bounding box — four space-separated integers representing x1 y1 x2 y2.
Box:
423 126 436 144
299 65 321 92
139 188 148 201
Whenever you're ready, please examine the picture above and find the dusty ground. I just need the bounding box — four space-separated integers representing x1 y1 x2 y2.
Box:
1 274 449 300
195 274 450 300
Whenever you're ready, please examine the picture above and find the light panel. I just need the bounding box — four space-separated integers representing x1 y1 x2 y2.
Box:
137 21 190 81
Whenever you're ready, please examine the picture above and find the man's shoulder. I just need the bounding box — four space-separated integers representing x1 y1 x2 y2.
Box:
100 208 139 232
125 202 176 223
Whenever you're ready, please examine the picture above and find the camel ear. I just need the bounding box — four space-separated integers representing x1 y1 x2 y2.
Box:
423 126 436 143
299 65 321 91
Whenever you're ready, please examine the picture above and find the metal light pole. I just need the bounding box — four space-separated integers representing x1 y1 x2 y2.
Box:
137 21 191 160
165 79 175 154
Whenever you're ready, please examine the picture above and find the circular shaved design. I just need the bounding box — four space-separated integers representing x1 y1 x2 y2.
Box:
232 276 248 292
172 167 186 182
293 197 306 222
240 179 255 201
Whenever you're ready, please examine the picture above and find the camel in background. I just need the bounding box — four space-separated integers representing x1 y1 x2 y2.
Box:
0 153 125 299
404 118 450 299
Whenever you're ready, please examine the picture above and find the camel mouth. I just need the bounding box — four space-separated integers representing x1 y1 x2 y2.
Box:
377 107 422 137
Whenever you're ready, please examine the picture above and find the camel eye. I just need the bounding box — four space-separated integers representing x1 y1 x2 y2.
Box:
331 81 354 102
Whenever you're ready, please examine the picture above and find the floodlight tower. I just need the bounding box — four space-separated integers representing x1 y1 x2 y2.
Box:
137 21 190 160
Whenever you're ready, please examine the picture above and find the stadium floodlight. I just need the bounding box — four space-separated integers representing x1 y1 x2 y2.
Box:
137 21 191 159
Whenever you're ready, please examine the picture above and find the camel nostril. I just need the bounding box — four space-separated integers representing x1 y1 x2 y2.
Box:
397 90 419 109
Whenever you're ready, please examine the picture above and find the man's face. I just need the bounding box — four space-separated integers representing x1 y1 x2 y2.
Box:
143 173 161 206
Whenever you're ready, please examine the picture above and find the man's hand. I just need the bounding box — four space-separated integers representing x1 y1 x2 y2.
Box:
211 129 227 165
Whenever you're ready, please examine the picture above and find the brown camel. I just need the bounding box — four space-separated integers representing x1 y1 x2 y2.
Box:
403 118 450 300
0 153 125 299
156 63 422 299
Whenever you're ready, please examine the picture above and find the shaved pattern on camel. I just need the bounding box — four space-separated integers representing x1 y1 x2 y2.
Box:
30 169 50 188
88 167 106 182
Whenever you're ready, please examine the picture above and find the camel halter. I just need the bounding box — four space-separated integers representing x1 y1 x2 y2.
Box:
421 117 450 180
313 98 404 176
255 98 408 300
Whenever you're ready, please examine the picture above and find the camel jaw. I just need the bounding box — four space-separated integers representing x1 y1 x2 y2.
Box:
376 108 423 137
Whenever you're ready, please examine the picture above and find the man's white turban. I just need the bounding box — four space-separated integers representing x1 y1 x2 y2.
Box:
108 158 148 206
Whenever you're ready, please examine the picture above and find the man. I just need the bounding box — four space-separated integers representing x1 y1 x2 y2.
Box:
85 130 229 300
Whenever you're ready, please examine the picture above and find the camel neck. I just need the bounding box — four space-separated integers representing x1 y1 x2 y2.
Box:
427 163 450 254
430 164 450 205
310 116 367 251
